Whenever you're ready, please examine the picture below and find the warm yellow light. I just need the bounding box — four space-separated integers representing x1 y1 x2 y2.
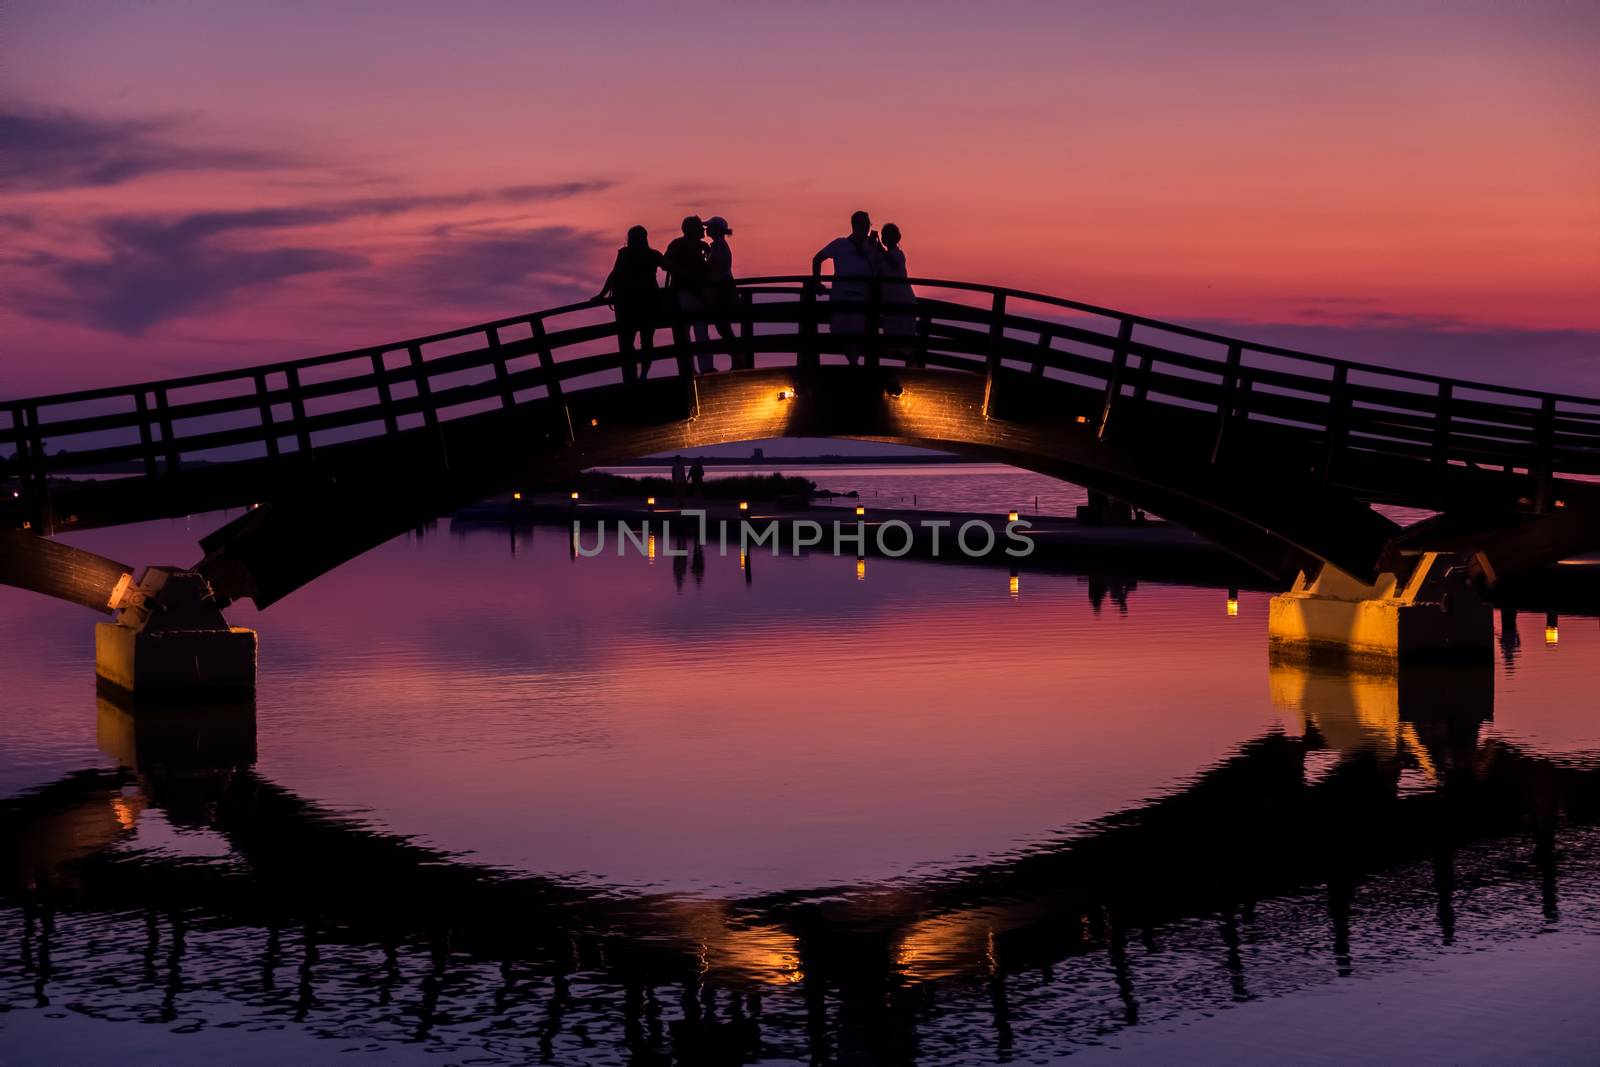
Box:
1546 626 1559 646
739 501 749 511
1555 499 1566 508
856 557 866 580
646 496 656 505
512 491 522 501
855 505 865 516
740 551 748 570
648 534 657 560
589 417 599 427
777 388 795 400
1075 415 1089 424
1227 597 1239 617
1008 574 1020 597
570 491 580 500
1007 510 1019 522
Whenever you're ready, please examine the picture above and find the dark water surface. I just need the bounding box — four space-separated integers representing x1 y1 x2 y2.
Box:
2 483 1598 1063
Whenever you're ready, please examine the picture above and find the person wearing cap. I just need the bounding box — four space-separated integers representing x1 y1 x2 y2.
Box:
812 210 885 365
702 216 741 370
663 216 713 374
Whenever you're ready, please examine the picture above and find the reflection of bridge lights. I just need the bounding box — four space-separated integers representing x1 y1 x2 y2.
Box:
648 534 657 561
112 796 138 830
1227 598 1239 616
739 551 747 570
1009 573 1020 598
1546 612 1559 645
856 557 866 580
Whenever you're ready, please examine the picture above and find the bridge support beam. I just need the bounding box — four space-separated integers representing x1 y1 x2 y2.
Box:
95 567 256 703
1268 552 1491 667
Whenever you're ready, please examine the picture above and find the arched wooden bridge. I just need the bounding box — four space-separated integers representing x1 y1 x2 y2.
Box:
3 276 1598 610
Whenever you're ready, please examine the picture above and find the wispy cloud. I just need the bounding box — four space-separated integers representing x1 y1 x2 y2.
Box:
14 182 615 336
0 107 292 191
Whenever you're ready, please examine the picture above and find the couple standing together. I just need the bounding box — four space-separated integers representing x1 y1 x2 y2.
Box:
811 210 914 364
596 214 736 380
597 210 913 379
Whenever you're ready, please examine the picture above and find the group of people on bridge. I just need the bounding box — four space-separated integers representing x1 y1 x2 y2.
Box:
595 210 914 381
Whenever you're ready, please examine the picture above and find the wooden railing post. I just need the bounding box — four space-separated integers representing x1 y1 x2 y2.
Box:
1096 318 1135 440
371 352 399 435
253 372 280 459
981 291 1006 418
9 403 40 528
865 276 883 371
284 368 312 455
154 387 180 473
406 344 439 433
1534 395 1556 512
486 326 516 408
532 317 574 441
1030 329 1052 376
1432 381 1452 473
1322 364 1350 482
799 279 820 371
738 290 755 370
134 391 159 476
1211 343 1243 465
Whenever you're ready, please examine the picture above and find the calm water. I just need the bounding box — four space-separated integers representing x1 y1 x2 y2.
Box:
2 469 1597 1064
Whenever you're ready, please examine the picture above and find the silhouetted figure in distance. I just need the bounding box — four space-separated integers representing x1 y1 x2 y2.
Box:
671 454 688 500
703 216 741 369
812 210 885 365
879 222 916 363
689 458 705 499
664 216 715 373
596 225 665 382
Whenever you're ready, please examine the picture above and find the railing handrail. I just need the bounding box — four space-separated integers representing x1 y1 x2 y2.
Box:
5 276 1597 412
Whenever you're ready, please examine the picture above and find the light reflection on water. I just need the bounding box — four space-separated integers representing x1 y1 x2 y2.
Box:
2 479 1598 1063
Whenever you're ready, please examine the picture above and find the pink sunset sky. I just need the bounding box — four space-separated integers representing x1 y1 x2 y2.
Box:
3 1 1597 397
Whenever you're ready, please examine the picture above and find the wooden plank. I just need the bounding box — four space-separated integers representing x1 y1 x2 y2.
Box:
1096 318 1136 440
372 351 399 435
154 388 180 473
981 291 1006 418
285 367 313 454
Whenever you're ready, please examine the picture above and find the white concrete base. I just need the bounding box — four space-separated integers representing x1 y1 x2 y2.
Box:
1269 551 1492 666
94 567 257 701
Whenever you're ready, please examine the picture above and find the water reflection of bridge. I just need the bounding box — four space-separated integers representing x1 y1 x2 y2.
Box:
6 666 1597 1063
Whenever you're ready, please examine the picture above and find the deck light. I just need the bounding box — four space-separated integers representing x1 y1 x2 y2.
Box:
647 496 656 506
777 388 796 400
739 501 749 511
570 491 580 500
1007 510 1019 522
590 417 599 427
513 491 522 501
1075 415 1089 424
855 505 865 517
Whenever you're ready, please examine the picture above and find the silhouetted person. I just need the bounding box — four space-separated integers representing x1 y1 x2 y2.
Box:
812 210 884 365
879 222 916 362
596 225 665 382
671 454 688 499
664 216 714 373
689 458 705 499
703 216 741 369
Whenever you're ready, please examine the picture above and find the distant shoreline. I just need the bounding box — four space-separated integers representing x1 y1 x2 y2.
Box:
605 453 968 468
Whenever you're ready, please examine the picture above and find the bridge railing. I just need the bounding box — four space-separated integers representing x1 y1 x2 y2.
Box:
4 276 1600 530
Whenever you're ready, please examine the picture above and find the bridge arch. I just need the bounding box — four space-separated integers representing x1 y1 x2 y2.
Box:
4 277 1598 610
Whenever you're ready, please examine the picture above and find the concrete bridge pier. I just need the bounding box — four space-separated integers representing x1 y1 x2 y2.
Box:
95 567 257 703
1268 552 1492 667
